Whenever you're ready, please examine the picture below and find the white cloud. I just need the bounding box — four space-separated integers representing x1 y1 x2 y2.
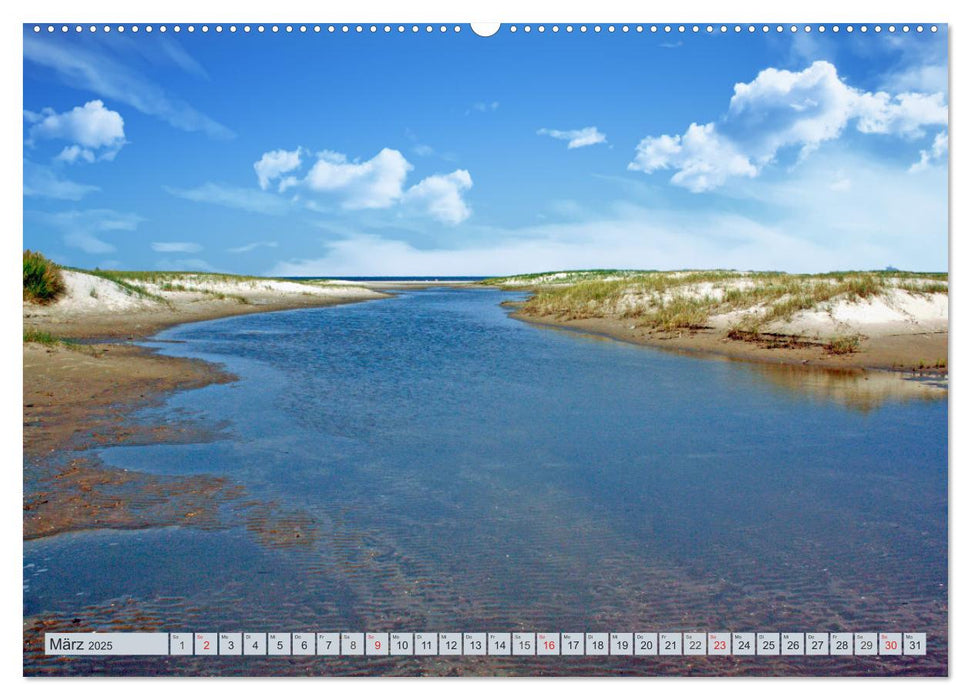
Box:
23 36 232 139
248 146 473 223
910 130 948 172
725 61 859 161
178 146 473 223
629 123 757 193
537 126 607 149
151 242 202 253
32 208 143 254
630 61 949 191
228 241 279 254
254 148 303 190
25 100 126 163
164 183 290 215
402 170 473 224
23 160 99 200
855 91 948 138
304 148 412 209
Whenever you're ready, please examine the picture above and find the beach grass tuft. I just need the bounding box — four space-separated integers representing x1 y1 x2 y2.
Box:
23 250 66 304
825 334 863 355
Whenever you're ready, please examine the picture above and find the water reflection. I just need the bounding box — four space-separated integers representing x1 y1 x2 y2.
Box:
538 322 947 413
738 363 946 413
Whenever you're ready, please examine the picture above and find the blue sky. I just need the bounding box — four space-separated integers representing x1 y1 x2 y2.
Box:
23 24 948 275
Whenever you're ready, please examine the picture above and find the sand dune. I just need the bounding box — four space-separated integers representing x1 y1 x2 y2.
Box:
23 270 388 340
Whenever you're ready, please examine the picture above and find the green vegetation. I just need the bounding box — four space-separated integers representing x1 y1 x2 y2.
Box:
23 328 77 348
495 269 948 334
23 250 66 304
825 334 863 355
482 269 654 286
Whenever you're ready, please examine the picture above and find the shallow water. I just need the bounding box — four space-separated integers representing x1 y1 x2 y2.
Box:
24 288 948 676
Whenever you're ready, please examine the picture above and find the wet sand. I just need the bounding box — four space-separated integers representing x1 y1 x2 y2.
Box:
23 290 388 541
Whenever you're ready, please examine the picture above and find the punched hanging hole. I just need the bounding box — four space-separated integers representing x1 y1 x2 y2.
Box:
470 23 501 37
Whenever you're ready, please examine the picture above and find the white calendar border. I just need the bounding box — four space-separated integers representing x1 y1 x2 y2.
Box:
5 0 963 698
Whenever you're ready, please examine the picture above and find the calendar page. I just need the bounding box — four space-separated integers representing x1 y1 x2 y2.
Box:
22 16 949 678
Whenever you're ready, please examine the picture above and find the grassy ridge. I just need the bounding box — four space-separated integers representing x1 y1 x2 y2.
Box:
59 268 339 305
78 269 334 286
489 269 948 335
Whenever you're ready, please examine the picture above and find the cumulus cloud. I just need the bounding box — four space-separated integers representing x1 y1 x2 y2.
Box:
24 100 126 163
246 146 473 223
305 148 412 209
629 123 757 193
151 242 202 253
402 170 473 224
537 126 607 149
254 148 304 190
178 146 473 223
630 60 949 192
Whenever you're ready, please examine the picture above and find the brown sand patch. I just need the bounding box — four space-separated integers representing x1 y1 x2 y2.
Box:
24 458 244 540
23 342 233 459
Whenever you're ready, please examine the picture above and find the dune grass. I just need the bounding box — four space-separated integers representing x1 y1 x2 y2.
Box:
93 270 333 287
502 269 947 334
70 269 336 302
23 251 66 304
